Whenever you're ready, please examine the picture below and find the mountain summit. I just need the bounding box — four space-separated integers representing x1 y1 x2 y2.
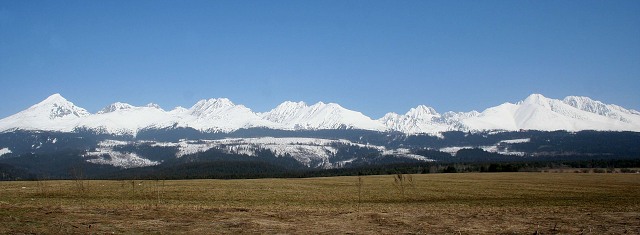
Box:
261 101 386 131
31 93 90 119
0 93 639 135
0 94 89 132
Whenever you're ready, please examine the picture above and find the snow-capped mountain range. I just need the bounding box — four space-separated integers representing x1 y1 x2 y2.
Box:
1 93 639 136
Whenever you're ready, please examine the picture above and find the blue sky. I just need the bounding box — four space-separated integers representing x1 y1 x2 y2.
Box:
1 0 639 118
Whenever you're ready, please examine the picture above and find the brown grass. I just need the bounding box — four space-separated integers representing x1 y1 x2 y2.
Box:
0 173 638 234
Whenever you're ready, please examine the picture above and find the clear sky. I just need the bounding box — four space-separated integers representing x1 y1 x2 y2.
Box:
1 0 639 118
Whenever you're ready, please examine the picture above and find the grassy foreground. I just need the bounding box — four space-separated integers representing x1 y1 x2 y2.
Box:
0 173 638 234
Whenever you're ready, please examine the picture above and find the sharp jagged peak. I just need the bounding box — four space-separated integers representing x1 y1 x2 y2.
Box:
190 98 235 113
262 101 308 116
310 101 326 107
97 102 164 114
309 101 343 109
516 94 635 116
563 95 594 102
98 102 135 114
188 97 256 118
406 105 439 117
271 101 308 111
281 101 308 107
381 112 401 118
266 101 348 116
562 95 640 116
379 112 401 122
444 110 480 118
261 101 308 123
562 95 604 108
304 102 357 117
145 103 163 110
378 105 440 124
191 98 235 110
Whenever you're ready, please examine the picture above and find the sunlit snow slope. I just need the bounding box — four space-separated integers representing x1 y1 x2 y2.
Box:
1 93 639 135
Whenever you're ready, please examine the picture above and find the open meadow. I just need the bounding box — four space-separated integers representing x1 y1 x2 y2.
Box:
0 173 638 234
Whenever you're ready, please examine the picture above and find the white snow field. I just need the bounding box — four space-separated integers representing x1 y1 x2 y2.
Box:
1 93 639 136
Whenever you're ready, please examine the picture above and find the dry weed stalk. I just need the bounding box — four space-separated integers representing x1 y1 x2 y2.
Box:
393 173 414 201
356 176 363 215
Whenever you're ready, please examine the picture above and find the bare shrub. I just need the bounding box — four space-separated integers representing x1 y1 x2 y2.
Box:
34 174 51 198
70 164 86 195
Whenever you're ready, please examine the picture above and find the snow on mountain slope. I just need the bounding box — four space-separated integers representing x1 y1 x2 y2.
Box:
0 93 639 135
97 102 135 114
131 137 394 169
260 101 308 124
563 96 640 124
462 102 519 131
514 94 591 130
181 98 278 132
0 147 11 157
379 105 462 134
0 94 89 132
78 103 178 135
463 94 640 132
84 140 160 168
261 101 387 131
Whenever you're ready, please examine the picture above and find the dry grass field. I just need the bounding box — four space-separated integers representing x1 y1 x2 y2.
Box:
0 173 638 234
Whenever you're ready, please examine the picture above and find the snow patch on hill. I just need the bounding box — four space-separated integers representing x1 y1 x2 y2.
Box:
159 137 382 168
382 148 433 161
439 138 531 157
88 137 430 169
84 140 160 168
0 147 11 157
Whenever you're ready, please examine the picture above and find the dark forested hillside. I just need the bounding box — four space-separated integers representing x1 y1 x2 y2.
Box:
0 129 638 180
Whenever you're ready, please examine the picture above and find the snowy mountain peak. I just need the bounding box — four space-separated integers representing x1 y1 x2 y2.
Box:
406 105 439 118
380 105 457 134
281 101 308 109
189 98 238 117
309 101 344 111
170 106 189 114
32 93 90 119
521 93 551 106
0 94 90 133
192 98 234 109
261 101 309 123
145 103 163 110
98 102 135 114
306 102 349 117
262 100 385 131
41 93 67 103
274 101 308 111
380 112 401 121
